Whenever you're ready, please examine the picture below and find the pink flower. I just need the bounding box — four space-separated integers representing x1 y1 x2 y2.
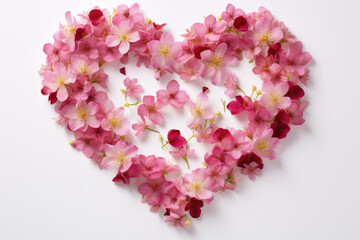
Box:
229 128 253 158
164 208 187 227
124 77 143 99
101 141 138 172
112 164 141 184
73 132 101 158
260 81 292 114
181 168 213 201
97 42 122 63
132 116 148 137
221 3 245 26
224 73 239 98
251 128 279 160
69 76 93 101
187 92 215 128
56 11 78 50
211 128 234 150
252 55 281 81
137 95 164 125
71 55 99 75
205 145 236 167
286 100 309 125
101 107 130 136
156 80 189 108
169 145 195 161
205 160 228 192
280 41 312 76
178 58 205 81
201 43 235 85
139 154 165 180
77 36 99 59
112 3 144 25
62 101 100 131
193 15 226 42
162 186 186 210
42 62 76 102
138 176 173 206
248 105 272 129
147 33 183 68
89 69 108 89
105 20 140 54
253 16 283 49
241 162 262 181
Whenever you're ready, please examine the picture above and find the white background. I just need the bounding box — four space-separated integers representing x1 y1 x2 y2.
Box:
1 0 360 239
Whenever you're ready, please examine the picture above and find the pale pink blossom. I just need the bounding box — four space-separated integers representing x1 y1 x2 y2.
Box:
124 77 143 99
139 155 165 180
62 101 100 131
73 132 101 158
132 116 148 137
201 43 235 85
156 80 189 108
286 100 309 125
97 42 123 63
252 55 281 81
224 73 239 98
56 11 78 50
181 168 213 201
105 20 140 54
279 41 312 76
253 16 283 49
229 128 253 159
162 186 186 210
187 92 215 128
42 62 76 102
112 3 144 25
137 95 164 125
69 76 93 101
101 141 138 172
192 15 226 42
260 81 292 115
138 177 173 207
241 162 262 181
177 58 205 81
147 33 183 68
71 55 99 75
251 128 279 160
101 107 130 136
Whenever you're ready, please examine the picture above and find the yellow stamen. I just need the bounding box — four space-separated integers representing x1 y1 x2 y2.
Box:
208 56 223 69
69 140 74 146
159 45 171 57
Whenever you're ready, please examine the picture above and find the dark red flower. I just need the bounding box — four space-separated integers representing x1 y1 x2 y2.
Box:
119 67 126 75
211 128 234 149
193 45 210 59
274 110 290 124
271 121 290 139
237 152 264 169
285 81 304 100
75 28 86 42
185 198 204 218
227 95 252 115
48 91 58 104
112 164 141 184
233 16 248 32
153 22 167 30
202 86 209 93
89 9 105 25
167 129 187 148
268 43 283 58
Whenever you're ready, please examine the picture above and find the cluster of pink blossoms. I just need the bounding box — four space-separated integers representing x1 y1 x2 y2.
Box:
40 3 311 227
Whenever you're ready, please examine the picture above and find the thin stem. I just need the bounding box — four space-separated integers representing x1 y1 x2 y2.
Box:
145 127 160 134
162 141 169 148
186 134 195 143
124 93 140 106
204 120 208 129
221 99 226 113
182 156 190 169
236 85 246 95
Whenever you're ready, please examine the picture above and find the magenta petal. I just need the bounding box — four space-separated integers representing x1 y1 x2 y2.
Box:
167 129 186 148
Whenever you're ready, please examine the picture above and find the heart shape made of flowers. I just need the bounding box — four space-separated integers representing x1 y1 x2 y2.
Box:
40 3 311 227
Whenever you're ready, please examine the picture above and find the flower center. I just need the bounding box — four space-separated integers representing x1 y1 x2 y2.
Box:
64 24 76 37
77 62 87 74
208 56 223 69
114 152 127 166
56 75 66 86
109 118 119 127
116 30 130 42
159 45 171 57
189 179 205 193
76 108 88 120
255 139 269 153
